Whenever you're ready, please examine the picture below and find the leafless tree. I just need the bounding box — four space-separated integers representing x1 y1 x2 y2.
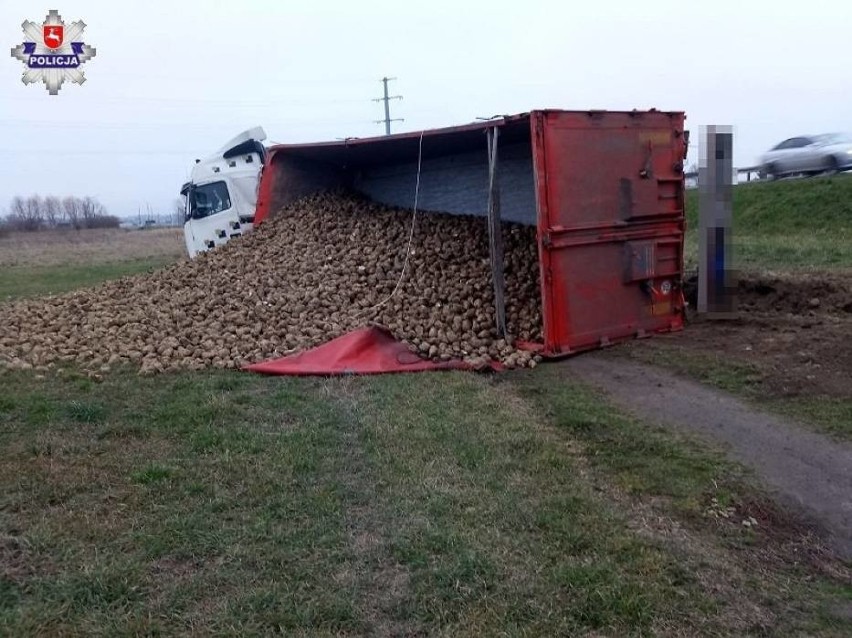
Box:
5 195 43 231
22 195 44 231
80 196 118 229
5 195 118 231
63 196 81 229
80 196 97 224
43 195 62 226
8 196 26 219
6 196 27 231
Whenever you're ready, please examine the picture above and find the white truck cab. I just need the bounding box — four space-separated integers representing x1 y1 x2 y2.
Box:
181 127 267 258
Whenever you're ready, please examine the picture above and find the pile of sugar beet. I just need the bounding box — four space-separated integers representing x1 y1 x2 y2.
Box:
0 192 544 374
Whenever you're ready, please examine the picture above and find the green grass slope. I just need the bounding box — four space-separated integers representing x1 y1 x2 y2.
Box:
685 174 852 271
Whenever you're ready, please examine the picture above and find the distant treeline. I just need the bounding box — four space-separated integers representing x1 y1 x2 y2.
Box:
1 195 119 232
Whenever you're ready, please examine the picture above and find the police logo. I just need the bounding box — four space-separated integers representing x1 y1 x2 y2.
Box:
10 10 97 95
43 24 64 49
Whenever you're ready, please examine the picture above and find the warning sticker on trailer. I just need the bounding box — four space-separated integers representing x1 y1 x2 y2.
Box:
652 300 672 316
637 131 671 145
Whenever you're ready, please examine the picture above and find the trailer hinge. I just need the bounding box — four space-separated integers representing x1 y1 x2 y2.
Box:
639 141 654 179
542 233 553 248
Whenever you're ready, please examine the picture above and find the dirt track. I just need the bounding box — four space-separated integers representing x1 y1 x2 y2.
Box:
569 271 852 559
565 355 852 560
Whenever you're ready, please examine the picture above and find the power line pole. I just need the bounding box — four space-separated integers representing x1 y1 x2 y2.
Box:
373 76 403 135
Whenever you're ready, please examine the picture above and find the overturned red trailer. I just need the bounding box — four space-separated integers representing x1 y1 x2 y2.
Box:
254 109 687 357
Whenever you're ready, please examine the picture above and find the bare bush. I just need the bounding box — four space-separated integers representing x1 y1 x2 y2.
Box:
43 195 62 226
4 195 116 231
63 196 81 229
84 214 120 229
5 196 42 231
5 196 27 230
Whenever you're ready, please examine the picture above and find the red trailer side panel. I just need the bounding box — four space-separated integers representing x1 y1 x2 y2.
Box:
531 110 686 355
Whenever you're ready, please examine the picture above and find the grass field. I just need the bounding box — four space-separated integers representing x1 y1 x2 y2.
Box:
684 173 852 271
0 259 179 300
2 187 852 634
2 366 850 635
0 228 184 301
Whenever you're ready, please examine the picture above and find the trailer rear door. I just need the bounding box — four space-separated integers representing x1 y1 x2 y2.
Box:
531 110 686 355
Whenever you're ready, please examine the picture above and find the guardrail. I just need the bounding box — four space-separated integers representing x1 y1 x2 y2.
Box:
684 165 762 182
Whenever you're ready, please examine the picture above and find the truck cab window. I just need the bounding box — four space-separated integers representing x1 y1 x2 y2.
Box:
190 181 232 219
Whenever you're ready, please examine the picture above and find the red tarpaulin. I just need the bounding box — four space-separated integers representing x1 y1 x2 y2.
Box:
244 326 501 376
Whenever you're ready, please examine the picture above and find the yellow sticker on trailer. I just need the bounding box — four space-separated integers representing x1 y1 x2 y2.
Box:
638 131 671 145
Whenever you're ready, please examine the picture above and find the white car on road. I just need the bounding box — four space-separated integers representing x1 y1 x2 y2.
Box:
760 133 852 179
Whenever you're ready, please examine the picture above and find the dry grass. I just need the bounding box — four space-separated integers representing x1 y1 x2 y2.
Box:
0 228 184 268
0 228 185 301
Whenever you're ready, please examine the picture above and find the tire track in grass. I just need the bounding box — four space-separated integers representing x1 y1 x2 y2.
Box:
492 373 778 634
505 365 852 635
353 370 852 635
321 377 415 637
355 371 718 636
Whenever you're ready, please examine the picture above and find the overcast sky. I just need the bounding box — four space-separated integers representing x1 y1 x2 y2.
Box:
2 0 850 218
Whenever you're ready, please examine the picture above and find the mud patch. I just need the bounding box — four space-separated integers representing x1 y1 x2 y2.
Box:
737 273 852 315
684 271 852 315
675 271 852 398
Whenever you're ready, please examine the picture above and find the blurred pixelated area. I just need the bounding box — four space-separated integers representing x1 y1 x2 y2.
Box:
698 125 738 316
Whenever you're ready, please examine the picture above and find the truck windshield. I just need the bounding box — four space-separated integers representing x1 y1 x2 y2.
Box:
190 181 231 219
